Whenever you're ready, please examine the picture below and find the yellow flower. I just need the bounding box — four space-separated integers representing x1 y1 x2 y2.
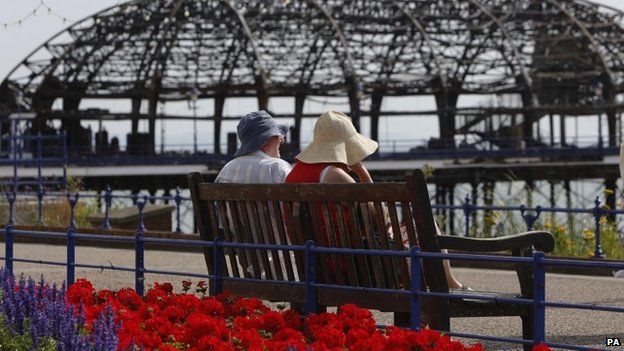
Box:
543 222 552 229
604 189 615 195
599 216 607 225
555 225 566 234
582 229 595 241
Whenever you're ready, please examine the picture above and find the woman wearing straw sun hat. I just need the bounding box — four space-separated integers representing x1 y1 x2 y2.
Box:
285 110 469 290
285 110 377 184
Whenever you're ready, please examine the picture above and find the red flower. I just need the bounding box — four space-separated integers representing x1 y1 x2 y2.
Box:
66 278 95 306
532 344 552 351
115 288 143 311
65 279 486 351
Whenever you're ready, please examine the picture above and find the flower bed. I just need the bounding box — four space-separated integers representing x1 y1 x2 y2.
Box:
0 271 554 351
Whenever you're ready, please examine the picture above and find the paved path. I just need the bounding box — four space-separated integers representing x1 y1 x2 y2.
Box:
3 242 623 350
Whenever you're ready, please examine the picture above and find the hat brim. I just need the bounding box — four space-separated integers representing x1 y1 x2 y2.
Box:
295 133 378 166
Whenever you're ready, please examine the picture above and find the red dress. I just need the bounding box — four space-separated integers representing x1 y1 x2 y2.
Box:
285 161 354 281
285 161 348 183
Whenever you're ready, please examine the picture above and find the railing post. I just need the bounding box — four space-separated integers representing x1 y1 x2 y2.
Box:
5 191 15 275
592 197 605 258
211 236 224 296
520 205 542 231
102 185 112 229
37 184 44 226
174 187 182 233
66 193 79 286
6 191 15 227
410 246 422 331
462 194 472 237
532 251 546 345
304 240 317 315
135 195 147 296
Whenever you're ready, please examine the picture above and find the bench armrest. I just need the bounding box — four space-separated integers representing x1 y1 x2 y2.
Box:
436 231 554 253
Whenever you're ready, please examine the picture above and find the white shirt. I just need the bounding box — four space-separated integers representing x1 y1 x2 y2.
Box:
214 151 292 184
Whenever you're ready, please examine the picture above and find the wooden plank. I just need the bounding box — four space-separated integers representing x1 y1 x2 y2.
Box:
387 203 410 288
257 200 284 281
282 201 305 278
307 202 331 284
245 201 274 280
333 202 359 286
187 172 213 272
373 201 399 289
359 202 385 288
320 202 345 285
198 183 411 202
206 200 230 276
233 201 262 279
270 201 296 281
215 201 241 278
344 202 372 287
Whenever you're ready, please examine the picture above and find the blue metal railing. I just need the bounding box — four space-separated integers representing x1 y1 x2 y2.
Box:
3 186 620 258
1 216 623 351
0 133 67 191
3 188 191 233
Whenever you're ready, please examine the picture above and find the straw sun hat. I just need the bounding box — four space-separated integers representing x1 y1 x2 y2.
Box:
295 111 378 166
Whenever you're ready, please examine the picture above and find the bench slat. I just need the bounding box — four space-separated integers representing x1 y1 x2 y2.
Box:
270 201 297 281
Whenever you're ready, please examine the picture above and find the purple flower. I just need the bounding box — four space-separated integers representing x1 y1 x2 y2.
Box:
0 268 119 350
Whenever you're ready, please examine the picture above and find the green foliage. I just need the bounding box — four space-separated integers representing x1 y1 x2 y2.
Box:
0 316 56 351
533 218 624 259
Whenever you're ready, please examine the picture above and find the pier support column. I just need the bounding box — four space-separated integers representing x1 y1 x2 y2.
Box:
471 181 478 237
293 94 305 151
370 90 383 143
347 76 361 132
131 98 141 135
564 181 573 235
214 94 225 154
482 182 494 238
447 184 455 235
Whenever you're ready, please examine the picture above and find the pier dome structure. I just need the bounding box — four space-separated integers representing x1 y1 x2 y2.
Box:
2 0 624 153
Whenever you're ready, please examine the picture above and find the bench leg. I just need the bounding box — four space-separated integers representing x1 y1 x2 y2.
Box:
394 312 410 327
521 314 534 351
290 302 326 314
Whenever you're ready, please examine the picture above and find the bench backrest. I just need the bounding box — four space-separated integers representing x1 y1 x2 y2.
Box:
188 170 448 303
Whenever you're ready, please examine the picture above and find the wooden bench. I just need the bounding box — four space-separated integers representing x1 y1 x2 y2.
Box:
188 169 554 346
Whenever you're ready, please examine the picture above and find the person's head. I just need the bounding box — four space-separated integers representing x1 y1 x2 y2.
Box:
295 111 378 166
235 110 288 158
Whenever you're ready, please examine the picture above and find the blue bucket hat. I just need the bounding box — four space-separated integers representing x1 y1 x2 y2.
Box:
234 110 289 157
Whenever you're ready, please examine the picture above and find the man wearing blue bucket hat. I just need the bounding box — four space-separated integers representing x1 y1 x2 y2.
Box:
215 110 292 183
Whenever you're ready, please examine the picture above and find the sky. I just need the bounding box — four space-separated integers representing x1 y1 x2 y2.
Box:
0 0 623 152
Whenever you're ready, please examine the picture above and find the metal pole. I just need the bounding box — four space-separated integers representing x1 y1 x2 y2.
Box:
103 185 112 229
5 192 15 275
66 193 79 286
211 236 224 296
174 187 182 233
304 240 317 314
135 195 147 296
532 251 546 345
410 246 422 331
592 197 605 258
463 194 471 237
